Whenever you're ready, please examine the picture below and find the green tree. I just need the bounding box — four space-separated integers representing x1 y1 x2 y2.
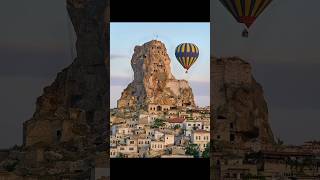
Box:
186 143 200 158
117 153 125 158
173 124 180 130
152 118 165 128
202 143 210 158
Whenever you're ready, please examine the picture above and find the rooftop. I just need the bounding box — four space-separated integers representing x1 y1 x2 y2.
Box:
167 117 185 123
193 130 210 134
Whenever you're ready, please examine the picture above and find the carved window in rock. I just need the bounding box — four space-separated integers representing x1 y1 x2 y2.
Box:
56 130 62 141
230 123 234 129
217 115 226 120
230 134 235 142
70 95 82 106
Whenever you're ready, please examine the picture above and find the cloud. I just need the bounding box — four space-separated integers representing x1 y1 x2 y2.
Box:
110 75 210 100
110 75 132 86
110 54 130 60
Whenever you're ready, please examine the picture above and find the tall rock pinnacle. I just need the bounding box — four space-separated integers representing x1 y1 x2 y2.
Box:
212 57 274 145
117 40 195 110
0 0 111 178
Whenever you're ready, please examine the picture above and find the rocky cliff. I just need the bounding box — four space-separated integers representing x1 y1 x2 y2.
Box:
117 40 195 110
212 57 274 145
0 0 109 179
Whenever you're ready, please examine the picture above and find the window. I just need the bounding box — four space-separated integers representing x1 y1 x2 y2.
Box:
130 141 134 144
56 130 62 141
120 148 124 150
230 123 234 129
129 148 134 151
230 134 235 142
188 124 191 126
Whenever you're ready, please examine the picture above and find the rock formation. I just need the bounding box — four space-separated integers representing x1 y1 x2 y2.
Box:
117 40 195 111
0 0 109 179
211 57 274 146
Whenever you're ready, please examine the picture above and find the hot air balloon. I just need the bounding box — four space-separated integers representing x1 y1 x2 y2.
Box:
175 43 199 73
219 0 273 37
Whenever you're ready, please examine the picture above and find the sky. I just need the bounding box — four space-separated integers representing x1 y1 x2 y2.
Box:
211 0 320 145
0 0 74 148
110 23 210 108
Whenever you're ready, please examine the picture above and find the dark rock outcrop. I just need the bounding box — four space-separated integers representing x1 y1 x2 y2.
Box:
0 0 109 179
212 57 274 146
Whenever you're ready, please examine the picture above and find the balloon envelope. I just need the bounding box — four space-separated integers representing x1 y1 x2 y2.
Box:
219 0 273 28
175 43 199 71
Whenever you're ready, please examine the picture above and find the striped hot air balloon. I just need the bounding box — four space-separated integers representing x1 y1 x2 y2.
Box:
175 43 199 73
219 0 273 37
219 0 272 28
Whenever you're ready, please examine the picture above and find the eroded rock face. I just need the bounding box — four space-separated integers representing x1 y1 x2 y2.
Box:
24 0 108 149
0 0 109 178
117 40 195 110
212 57 274 145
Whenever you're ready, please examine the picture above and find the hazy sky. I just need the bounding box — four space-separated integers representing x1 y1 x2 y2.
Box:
0 0 73 148
211 0 320 145
110 23 210 108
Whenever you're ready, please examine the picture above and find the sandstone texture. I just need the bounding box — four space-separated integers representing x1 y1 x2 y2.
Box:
0 0 109 179
117 40 195 110
212 57 274 145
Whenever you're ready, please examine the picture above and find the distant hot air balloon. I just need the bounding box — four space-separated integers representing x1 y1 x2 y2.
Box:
175 43 199 73
219 0 273 37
